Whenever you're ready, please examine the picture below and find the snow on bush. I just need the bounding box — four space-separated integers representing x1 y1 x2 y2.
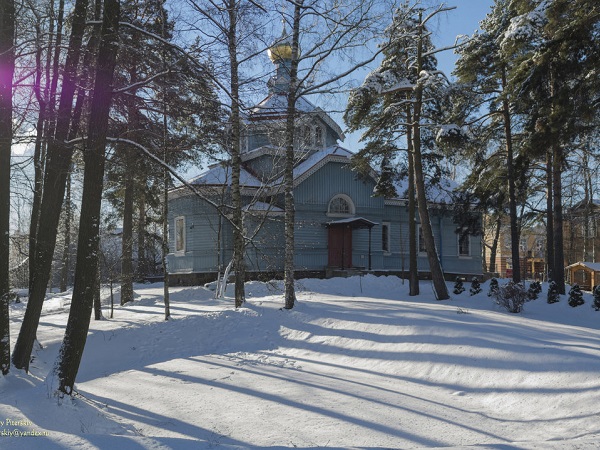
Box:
453 277 465 295
528 280 542 300
593 285 600 311
493 281 533 314
435 124 468 147
547 281 560 304
470 277 481 296
568 284 585 308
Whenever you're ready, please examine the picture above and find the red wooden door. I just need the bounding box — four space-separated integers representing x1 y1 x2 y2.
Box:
328 226 352 268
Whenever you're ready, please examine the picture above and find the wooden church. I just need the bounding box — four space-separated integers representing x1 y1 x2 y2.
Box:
167 32 482 285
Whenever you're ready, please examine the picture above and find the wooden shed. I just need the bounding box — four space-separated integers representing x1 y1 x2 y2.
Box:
565 262 600 291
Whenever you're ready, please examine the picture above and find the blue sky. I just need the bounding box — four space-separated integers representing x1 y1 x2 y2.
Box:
433 0 495 78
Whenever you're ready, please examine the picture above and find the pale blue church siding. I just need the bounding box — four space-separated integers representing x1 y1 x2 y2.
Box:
380 203 405 270
293 210 328 270
168 194 230 275
294 160 385 270
244 213 284 272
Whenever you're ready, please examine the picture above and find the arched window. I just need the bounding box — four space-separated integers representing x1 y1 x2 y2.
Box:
328 194 355 217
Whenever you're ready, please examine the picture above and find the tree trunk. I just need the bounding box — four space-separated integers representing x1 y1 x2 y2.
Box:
501 66 521 284
93 264 102 320
162 164 171 320
283 2 303 310
29 0 65 291
137 196 147 279
160 7 170 321
412 15 448 300
56 0 120 394
489 214 502 274
59 171 72 292
546 151 554 282
0 0 15 376
120 158 134 305
227 0 245 308
552 142 565 294
13 0 91 371
406 106 418 296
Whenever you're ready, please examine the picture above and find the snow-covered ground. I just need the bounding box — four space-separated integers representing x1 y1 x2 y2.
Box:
2 276 600 449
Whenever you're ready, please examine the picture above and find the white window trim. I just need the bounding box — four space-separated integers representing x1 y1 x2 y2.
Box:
382 221 391 255
327 193 355 218
175 216 186 253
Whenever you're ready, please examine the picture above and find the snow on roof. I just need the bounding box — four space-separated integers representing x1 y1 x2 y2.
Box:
250 93 317 117
326 217 378 228
392 177 458 204
243 202 284 213
565 262 600 272
272 145 355 187
247 93 345 141
188 163 263 188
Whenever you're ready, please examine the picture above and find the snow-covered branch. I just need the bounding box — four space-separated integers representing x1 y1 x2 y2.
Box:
112 70 172 94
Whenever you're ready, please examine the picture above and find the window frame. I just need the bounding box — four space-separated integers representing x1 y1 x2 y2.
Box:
175 216 186 253
327 194 355 218
458 229 471 257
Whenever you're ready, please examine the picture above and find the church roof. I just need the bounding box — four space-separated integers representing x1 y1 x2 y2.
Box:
270 145 355 188
188 163 263 188
246 92 345 141
249 93 317 119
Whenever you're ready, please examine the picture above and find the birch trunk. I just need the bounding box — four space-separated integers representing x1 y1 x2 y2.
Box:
56 0 120 393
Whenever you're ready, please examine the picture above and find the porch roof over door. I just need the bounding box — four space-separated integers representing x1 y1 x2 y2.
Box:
325 217 378 229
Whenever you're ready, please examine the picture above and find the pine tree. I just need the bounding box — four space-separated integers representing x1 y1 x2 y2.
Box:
501 0 600 293
568 284 584 307
453 0 528 284
453 277 465 295
345 4 455 300
592 285 600 311
528 280 542 300
470 277 482 296
547 281 560 304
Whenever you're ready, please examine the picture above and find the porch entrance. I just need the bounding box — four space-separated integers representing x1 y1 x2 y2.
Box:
328 226 352 269
326 217 378 270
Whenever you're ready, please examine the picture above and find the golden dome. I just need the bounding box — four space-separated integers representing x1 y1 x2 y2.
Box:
267 28 293 62
268 42 292 62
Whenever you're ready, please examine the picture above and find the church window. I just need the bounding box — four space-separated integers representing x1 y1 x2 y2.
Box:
328 194 355 217
382 222 391 253
458 230 470 257
175 216 186 253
